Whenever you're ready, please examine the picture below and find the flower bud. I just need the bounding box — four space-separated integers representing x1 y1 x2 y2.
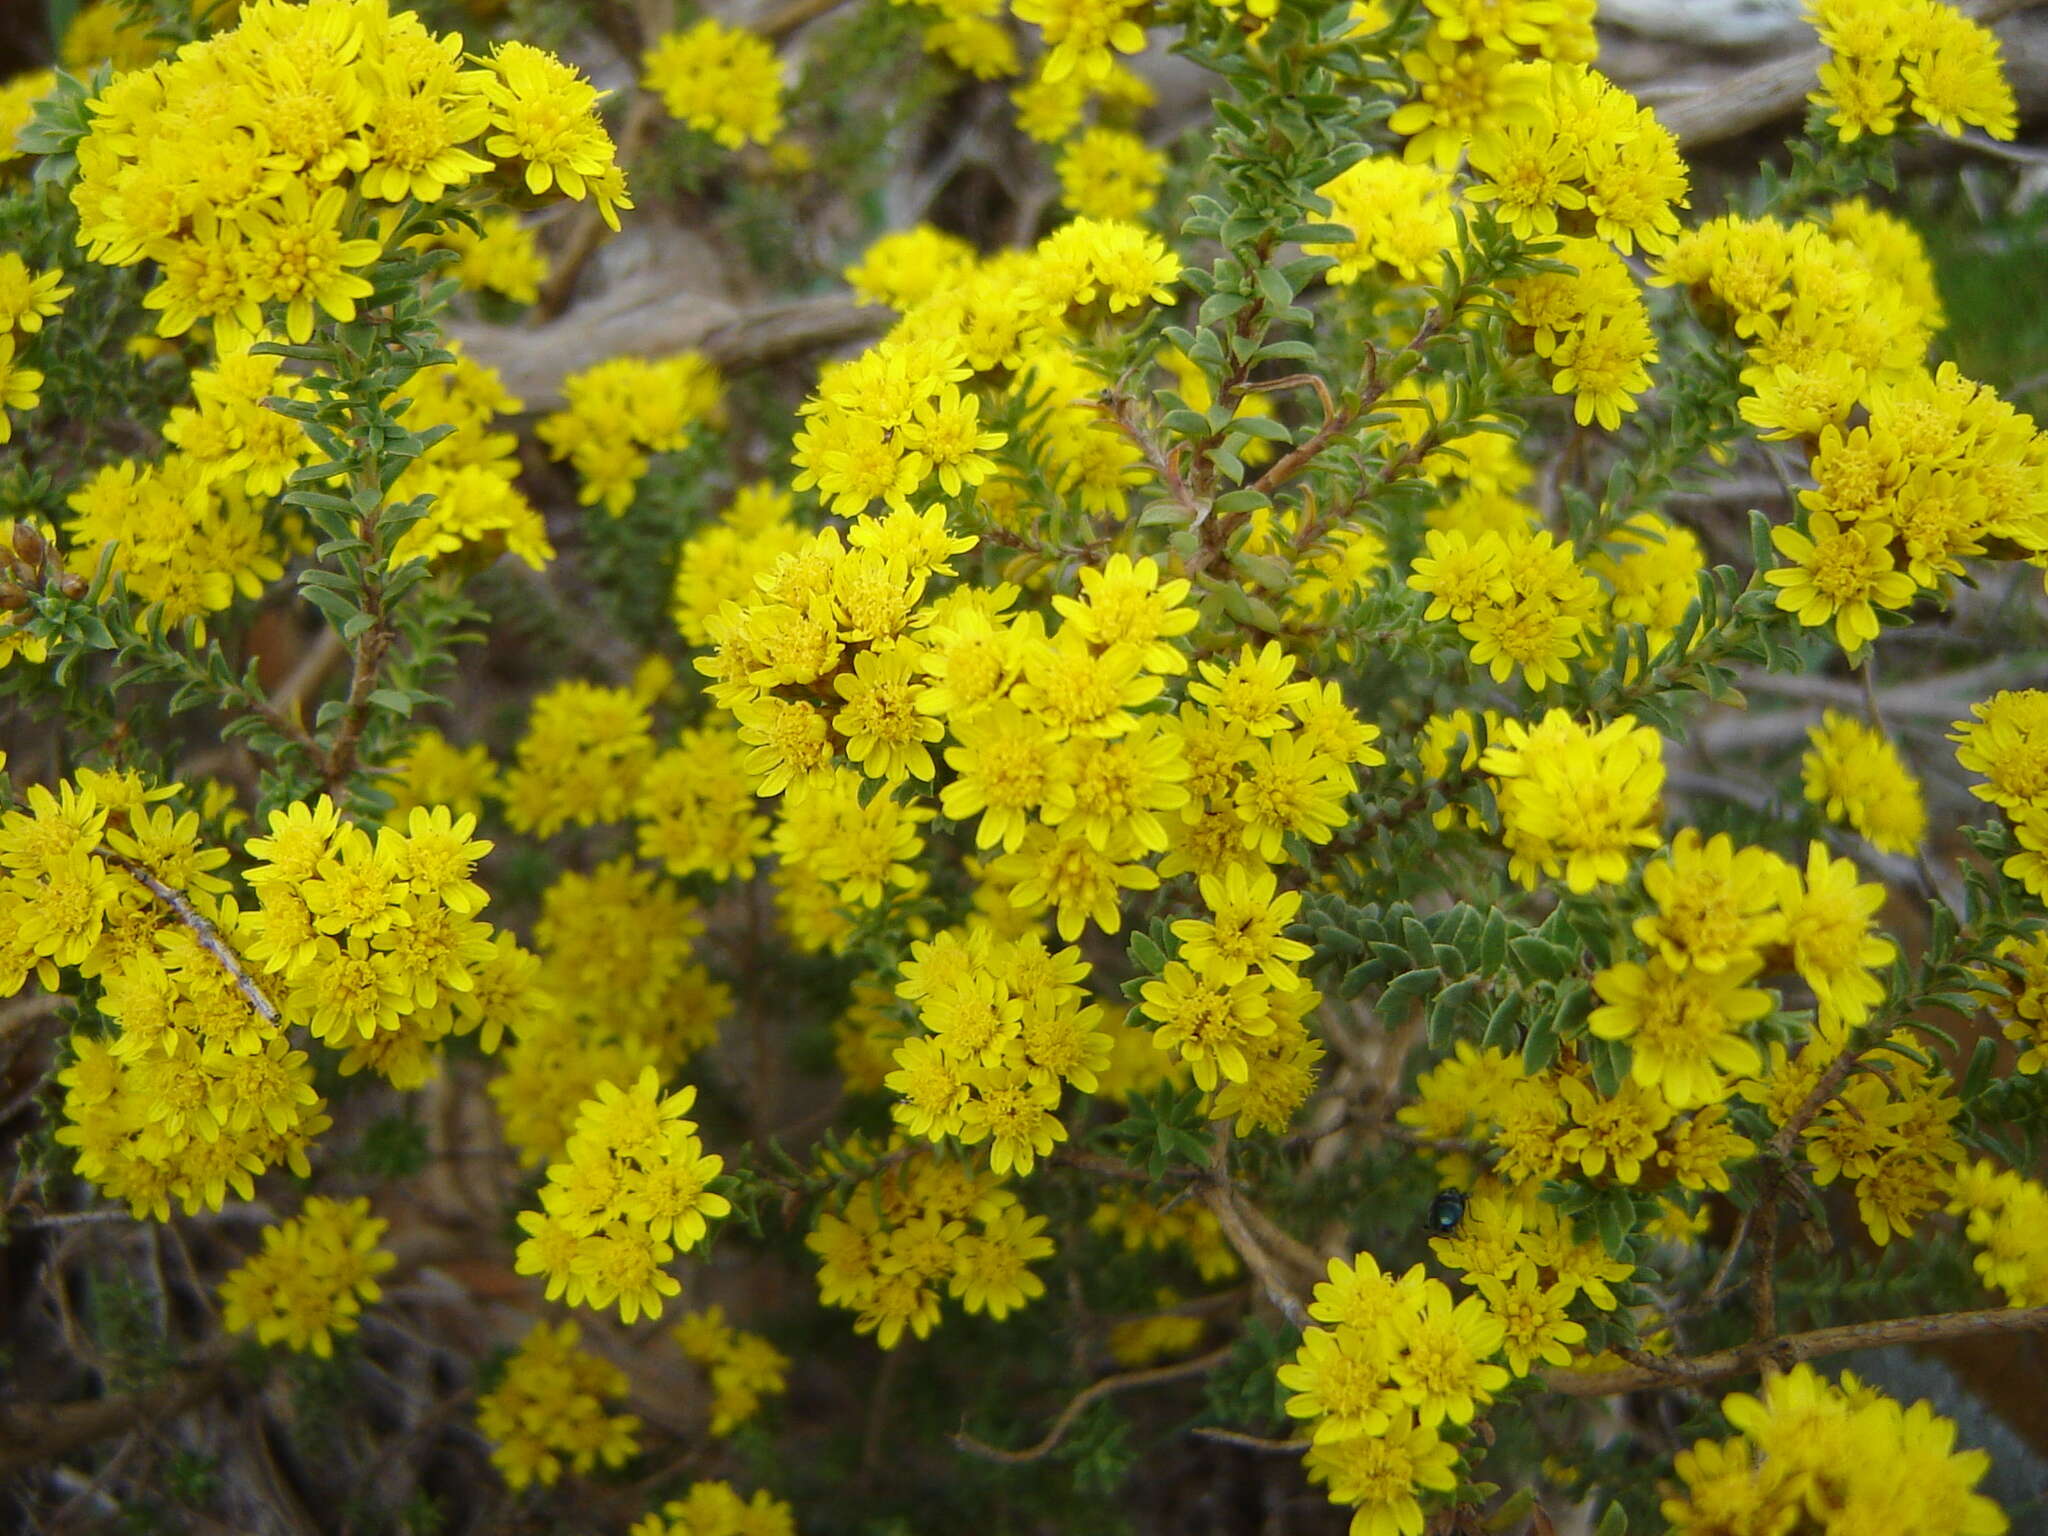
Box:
10 523 45 567
0 581 25 611
56 573 87 600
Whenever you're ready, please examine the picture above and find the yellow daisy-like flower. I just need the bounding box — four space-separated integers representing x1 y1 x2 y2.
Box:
0 334 43 443
1779 841 1895 1034
1588 956 1771 1108
1802 710 1928 855
1766 513 1917 652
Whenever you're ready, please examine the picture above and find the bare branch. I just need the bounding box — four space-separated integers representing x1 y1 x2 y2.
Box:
101 851 279 1025
1546 1304 2048 1397
951 1346 1234 1464
1188 1426 1304 1453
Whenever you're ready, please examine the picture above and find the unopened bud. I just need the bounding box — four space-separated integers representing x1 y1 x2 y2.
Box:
10 523 45 567
56 573 87 600
0 581 25 611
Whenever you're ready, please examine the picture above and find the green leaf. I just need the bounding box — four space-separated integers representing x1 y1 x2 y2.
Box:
1427 976 1482 1047
301 585 359 630
1379 967 1441 1018
1481 991 1523 1051
1748 508 1776 573
1585 1034 1630 1098
1477 909 1509 975
1521 1008 1559 1075
1510 935 1569 981
367 688 414 717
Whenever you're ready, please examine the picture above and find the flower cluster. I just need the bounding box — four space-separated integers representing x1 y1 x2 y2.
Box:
1975 931 2048 1074
1310 157 1456 286
538 352 725 514
1809 0 2018 143
0 72 54 177
1404 1033 1754 1222
1468 61 1688 254
65 430 287 638
1009 52 1153 143
643 19 785 150
1661 203 2048 657
671 482 811 646
628 1480 797 1536
435 209 550 305
1089 1188 1241 1285
1385 0 1596 168
17 774 327 1220
1663 1365 2006 1536
671 1306 792 1436
514 1067 731 1323
71 0 627 352
385 344 554 572
845 226 980 311
1762 1028 1962 1245
1139 867 1328 1128
475 1320 640 1490
792 216 1174 518
806 1140 1053 1346
1802 709 1927 855
240 797 502 1088
1280 1252 1507 1536
1504 233 1659 429
1951 1160 2048 1308
1011 0 1148 84
886 924 1109 1173
1408 525 1606 687
490 857 729 1162
218 1196 394 1357
1953 689 2048 900
1479 711 1664 891
1055 126 1166 221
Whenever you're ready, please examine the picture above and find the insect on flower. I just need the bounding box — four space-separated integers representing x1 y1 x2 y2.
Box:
1423 1189 1467 1235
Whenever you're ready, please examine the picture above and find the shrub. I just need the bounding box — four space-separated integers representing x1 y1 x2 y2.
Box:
1 0 2045 1531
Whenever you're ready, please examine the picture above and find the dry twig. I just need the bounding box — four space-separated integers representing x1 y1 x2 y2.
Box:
1545 1303 2048 1397
950 1346 1235 1464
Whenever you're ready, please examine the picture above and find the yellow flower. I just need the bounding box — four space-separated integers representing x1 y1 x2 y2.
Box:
1389 34 1543 167
477 40 634 227
1557 1075 1673 1183
1779 841 1895 1033
477 1321 639 1489
1055 126 1167 221
1589 956 1770 1108
1473 1264 1586 1375
1802 710 1928 854
240 181 383 344
1302 1409 1461 1536
1279 1323 1400 1441
1766 512 1918 652
1950 688 2048 812
218 1196 394 1357
1391 1281 1510 1427
1041 716 1192 853
0 254 72 334
1635 829 1788 973
834 645 944 782
643 19 785 149
1010 0 1148 83
1232 733 1353 861
0 334 43 442
1138 958 1276 1091
1482 711 1664 893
